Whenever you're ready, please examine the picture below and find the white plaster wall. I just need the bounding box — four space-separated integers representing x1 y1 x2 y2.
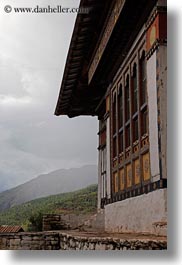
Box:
105 189 167 235
147 51 160 181
106 117 111 198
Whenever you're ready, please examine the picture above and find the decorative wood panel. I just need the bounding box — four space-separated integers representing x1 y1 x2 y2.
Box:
134 159 140 185
146 12 167 54
88 0 125 83
147 17 158 52
119 153 124 164
133 141 139 153
142 152 150 181
101 179 167 208
125 147 131 159
113 158 118 168
141 134 149 148
119 168 125 191
126 163 132 188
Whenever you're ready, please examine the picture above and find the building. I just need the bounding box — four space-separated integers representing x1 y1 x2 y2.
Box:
0 225 24 233
55 0 167 236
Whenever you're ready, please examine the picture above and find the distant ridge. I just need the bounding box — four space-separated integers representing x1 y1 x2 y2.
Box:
0 165 97 211
0 184 98 227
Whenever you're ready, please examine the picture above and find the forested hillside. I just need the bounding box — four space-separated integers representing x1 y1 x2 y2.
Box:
0 165 97 211
0 185 97 230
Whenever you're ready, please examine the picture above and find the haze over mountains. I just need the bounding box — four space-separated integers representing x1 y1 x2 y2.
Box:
0 165 97 212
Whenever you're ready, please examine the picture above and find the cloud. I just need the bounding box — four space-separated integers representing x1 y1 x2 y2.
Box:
0 0 98 190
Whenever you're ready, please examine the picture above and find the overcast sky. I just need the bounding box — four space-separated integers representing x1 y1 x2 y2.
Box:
0 0 98 190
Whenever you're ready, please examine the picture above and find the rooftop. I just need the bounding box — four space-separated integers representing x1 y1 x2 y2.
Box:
55 0 157 118
0 225 24 233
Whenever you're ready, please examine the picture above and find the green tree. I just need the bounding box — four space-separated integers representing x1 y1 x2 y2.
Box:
27 212 43 232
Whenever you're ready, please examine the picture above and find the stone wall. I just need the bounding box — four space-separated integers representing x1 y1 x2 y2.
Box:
42 213 105 232
0 231 167 250
0 232 60 250
59 232 167 250
42 214 70 231
105 189 167 236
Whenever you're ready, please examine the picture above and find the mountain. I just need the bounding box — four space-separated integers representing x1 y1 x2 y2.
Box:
0 184 98 229
0 171 25 193
0 165 97 211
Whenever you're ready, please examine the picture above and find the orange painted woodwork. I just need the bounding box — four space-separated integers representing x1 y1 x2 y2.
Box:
119 168 125 190
126 163 132 188
146 13 167 52
134 159 140 185
142 152 150 181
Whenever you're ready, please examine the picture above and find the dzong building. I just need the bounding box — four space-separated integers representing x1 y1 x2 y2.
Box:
55 0 167 236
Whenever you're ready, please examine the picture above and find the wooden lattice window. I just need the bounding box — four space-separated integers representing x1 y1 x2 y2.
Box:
125 75 130 122
132 64 138 114
140 52 147 106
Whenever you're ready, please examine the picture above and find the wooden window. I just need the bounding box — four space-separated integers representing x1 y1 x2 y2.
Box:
110 45 150 199
101 147 107 198
140 52 147 106
139 51 148 139
118 85 123 129
100 130 106 146
118 84 124 155
112 92 117 159
133 117 139 142
131 63 139 145
132 64 138 114
101 148 107 173
141 108 148 136
102 174 107 198
125 75 130 122
112 94 117 135
113 136 117 158
125 124 131 148
119 131 124 154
